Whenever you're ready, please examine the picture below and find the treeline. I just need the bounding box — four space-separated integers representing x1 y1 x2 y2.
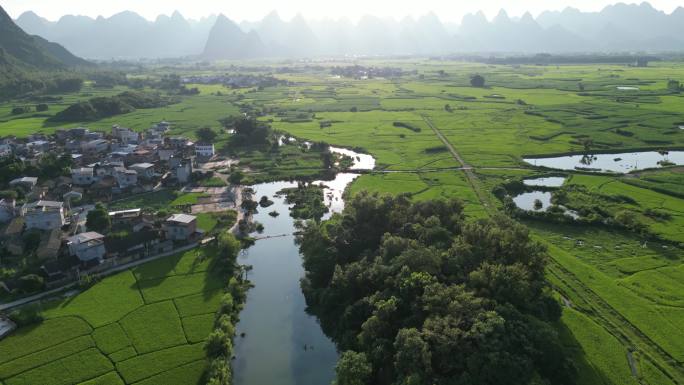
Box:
0 71 83 100
204 233 249 385
298 192 575 385
437 53 660 65
50 90 175 122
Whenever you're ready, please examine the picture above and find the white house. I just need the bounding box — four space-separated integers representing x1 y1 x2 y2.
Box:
195 143 215 158
112 125 140 145
71 168 96 185
21 200 65 230
129 163 155 179
67 232 106 263
164 214 197 241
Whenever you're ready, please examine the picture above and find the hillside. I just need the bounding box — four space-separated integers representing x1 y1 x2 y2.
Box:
0 4 90 99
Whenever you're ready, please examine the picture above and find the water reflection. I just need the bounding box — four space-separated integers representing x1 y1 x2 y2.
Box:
233 148 375 385
524 151 684 173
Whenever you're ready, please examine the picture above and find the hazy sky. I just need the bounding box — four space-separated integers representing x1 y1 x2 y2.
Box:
3 0 682 22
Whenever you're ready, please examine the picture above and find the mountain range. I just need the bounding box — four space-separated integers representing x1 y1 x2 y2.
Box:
13 2 684 60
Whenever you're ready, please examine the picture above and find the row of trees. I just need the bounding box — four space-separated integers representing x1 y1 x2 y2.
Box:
298 192 575 385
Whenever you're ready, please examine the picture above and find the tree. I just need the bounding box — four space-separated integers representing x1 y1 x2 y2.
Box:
470 74 485 87
217 232 241 261
18 274 44 293
298 193 573 385
667 79 681 92
36 103 49 112
335 351 372 385
196 127 218 143
86 203 111 233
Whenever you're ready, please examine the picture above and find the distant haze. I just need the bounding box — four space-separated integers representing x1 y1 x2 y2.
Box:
10 1 684 59
3 0 683 22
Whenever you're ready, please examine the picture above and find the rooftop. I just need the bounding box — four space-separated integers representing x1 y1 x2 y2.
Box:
68 231 105 244
167 213 196 224
130 163 155 169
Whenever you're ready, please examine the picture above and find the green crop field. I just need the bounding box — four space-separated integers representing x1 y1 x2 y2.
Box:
0 247 227 385
1 59 683 384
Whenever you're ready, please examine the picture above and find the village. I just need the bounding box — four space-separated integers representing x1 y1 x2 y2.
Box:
0 121 243 309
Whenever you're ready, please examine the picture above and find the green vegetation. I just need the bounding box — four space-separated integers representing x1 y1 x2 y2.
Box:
51 91 175 122
299 193 573 385
1 58 683 384
0 244 242 385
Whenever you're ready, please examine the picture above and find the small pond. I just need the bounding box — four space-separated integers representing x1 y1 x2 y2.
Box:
523 177 566 187
524 151 684 173
330 146 376 170
616 86 640 90
513 191 552 211
512 191 579 218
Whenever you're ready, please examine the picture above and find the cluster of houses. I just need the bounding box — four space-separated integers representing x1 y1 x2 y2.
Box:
0 122 217 293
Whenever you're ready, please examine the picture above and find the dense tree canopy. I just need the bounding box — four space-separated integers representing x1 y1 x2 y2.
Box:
470 74 486 87
298 192 574 385
86 203 111 233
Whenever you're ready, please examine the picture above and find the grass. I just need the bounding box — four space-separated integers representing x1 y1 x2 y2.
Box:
115 343 205 384
559 308 639 385
0 247 227 385
1 60 684 383
4 348 113 385
92 323 131 354
42 271 144 327
77 372 124 385
120 301 187 354
0 336 95 379
0 317 92 365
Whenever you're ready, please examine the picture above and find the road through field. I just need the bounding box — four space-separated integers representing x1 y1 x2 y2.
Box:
422 115 495 216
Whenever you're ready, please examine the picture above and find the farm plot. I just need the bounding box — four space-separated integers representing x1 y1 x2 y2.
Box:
0 247 226 385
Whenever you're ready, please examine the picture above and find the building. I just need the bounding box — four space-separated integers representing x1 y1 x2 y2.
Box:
21 200 65 230
0 144 12 157
115 168 138 189
67 232 106 263
129 163 155 179
82 139 109 153
71 168 96 185
164 214 197 241
170 157 193 184
112 125 140 145
9 177 38 191
0 199 16 223
195 143 215 158
109 208 142 226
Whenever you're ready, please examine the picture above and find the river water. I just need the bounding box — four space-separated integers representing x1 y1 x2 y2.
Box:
232 148 374 385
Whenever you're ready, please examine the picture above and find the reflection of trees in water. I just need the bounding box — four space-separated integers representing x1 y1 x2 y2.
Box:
580 154 597 165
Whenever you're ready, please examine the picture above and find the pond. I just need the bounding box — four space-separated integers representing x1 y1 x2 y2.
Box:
512 191 552 211
330 146 376 170
616 86 639 91
512 191 579 218
233 149 375 385
524 151 684 173
523 177 566 187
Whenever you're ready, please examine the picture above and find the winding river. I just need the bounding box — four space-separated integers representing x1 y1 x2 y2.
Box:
232 148 375 385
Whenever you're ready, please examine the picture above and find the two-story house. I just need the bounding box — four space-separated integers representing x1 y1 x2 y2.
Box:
21 200 65 230
67 232 106 263
164 214 197 241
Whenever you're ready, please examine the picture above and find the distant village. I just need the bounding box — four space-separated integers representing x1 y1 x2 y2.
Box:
0 122 239 297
